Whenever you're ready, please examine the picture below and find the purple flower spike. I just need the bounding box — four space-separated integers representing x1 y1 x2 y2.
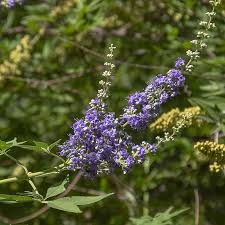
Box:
121 60 185 130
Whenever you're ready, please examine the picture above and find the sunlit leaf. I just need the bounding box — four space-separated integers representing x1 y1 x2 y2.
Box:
47 198 82 213
45 177 69 200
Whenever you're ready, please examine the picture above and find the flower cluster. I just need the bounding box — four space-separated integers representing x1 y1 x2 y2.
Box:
59 103 156 177
59 45 157 177
209 162 224 173
194 141 225 172
121 60 185 130
154 106 201 145
150 106 201 133
0 35 31 79
0 0 23 7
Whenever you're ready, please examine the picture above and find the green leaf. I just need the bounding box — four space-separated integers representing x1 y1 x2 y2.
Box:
0 138 26 154
130 207 188 225
19 140 60 152
64 193 113 205
48 139 61 150
0 194 34 203
47 193 113 213
19 141 49 152
45 178 69 200
33 141 49 149
7 138 26 147
18 144 46 152
47 198 82 213
0 140 12 152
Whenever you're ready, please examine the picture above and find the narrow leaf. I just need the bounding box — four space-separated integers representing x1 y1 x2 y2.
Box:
47 198 81 213
18 144 46 152
33 141 49 149
49 139 61 150
45 178 68 200
65 193 113 205
0 194 33 203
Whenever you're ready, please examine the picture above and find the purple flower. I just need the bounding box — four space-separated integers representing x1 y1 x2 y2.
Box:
60 101 145 177
59 60 184 177
175 57 185 68
121 62 185 130
132 142 157 163
59 98 157 177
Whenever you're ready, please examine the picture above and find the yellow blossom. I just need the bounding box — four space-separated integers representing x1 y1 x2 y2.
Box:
209 162 223 173
195 141 225 173
0 35 31 79
150 106 201 133
194 141 225 165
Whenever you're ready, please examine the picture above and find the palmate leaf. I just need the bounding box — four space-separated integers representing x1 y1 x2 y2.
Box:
45 177 69 200
47 193 113 213
130 207 188 225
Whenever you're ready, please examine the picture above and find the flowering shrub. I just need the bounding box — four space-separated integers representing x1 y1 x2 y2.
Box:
0 0 224 224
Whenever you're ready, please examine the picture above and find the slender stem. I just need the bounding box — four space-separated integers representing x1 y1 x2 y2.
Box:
0 172 82 225
0 163 67 185
48 152 66 163
122 122 128 128
185 4 216 72
4 153 41 195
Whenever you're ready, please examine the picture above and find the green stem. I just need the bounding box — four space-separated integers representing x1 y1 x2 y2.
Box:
0 163 67 185
49 152 66 163
4 153 41 195
185 5 215 72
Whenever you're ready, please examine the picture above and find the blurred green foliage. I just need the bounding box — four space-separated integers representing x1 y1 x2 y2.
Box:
0 0 225 224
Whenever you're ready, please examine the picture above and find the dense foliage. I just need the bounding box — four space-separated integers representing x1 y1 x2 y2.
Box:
0 0 224 224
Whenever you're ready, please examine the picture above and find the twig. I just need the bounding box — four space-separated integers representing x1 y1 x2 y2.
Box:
5 73 82 86
0 172 82 224
194 188 200 225
0 163 66 185
4 73 83 95
4 153 40 196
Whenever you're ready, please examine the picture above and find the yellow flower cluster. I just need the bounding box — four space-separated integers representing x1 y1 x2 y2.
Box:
150 106 201 133
209 162 224 173
50 0 78 19
0 35 31 79
194 141 225 172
